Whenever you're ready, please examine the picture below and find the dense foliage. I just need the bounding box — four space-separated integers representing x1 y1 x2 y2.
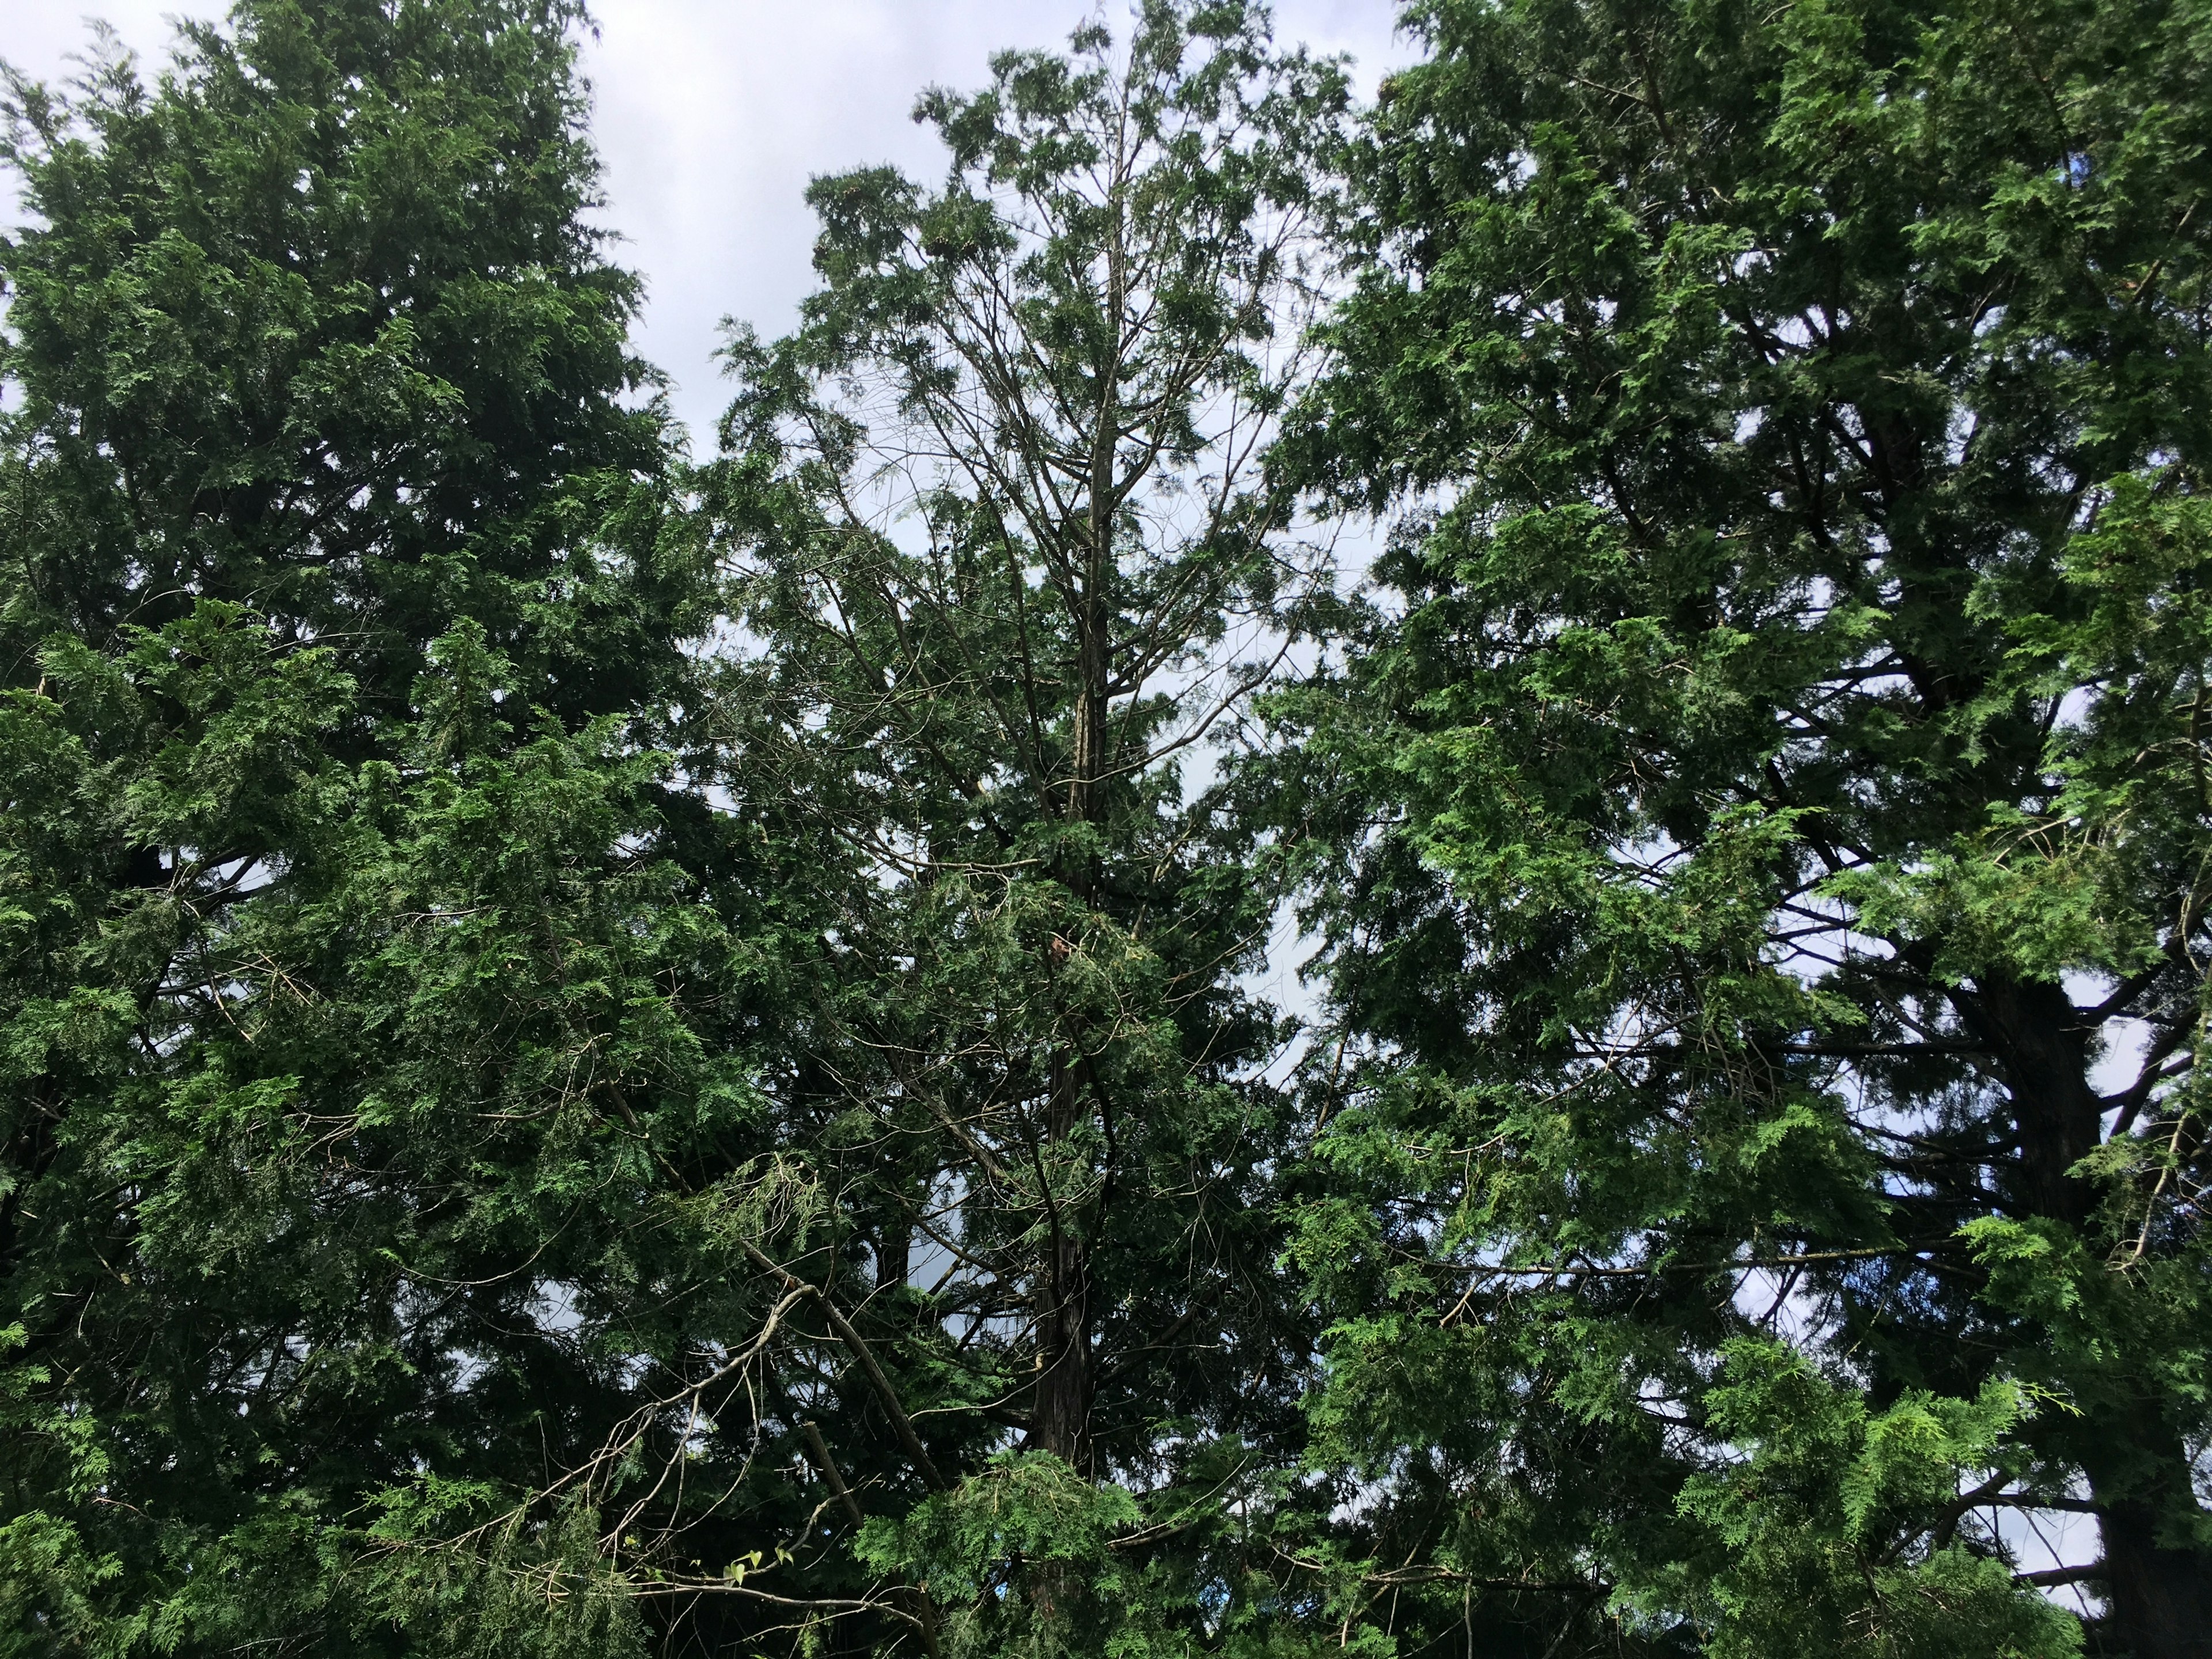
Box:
0 3 813 1653
698 9 1350 1648
1281 0 2212 1654
2 0 2206 1656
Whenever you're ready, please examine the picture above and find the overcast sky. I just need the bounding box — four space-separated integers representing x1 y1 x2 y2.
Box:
2 0 1411 445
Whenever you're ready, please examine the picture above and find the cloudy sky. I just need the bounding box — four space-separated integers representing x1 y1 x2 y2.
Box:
2 1 1411 445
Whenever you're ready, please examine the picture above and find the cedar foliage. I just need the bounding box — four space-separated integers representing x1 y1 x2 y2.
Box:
0 3 809 1653
1 0 2207 1656
1279 0 2212 1654
696 7 1350 1648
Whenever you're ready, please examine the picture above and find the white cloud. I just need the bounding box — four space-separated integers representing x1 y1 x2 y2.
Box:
2 1 1408 444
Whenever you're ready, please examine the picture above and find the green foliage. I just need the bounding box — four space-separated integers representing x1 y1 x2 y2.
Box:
1274 0 2212 1652
0 0 673 711
855 1455 1143 1654
0 5 801 1655
7 0 2210 1653
1669 1344 2079 1659
694 4 1354 1650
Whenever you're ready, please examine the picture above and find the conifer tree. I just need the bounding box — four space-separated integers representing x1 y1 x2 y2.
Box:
0 5 804 1652
701 4 1351 1649
1279 0 2212 1654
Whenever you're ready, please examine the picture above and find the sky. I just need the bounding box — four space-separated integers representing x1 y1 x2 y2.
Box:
1 0 1412 446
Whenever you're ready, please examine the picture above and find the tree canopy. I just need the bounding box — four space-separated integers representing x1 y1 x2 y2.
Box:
3 1 2207 1656
1 3 806 1653
1282 0 2212 1653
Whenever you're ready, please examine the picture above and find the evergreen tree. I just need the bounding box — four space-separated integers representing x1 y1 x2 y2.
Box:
1279 0 2212 1654
0 5 806 1652
700 4 1353 1649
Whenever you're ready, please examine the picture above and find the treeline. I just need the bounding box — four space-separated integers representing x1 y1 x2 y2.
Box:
1 1 2207 1656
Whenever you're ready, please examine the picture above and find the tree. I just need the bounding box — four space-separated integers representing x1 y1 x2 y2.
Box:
703 3 1352 1647
0 5 808 1653
1278 0 2212 1653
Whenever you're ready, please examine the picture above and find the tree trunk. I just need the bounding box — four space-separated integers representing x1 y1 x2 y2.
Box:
2090 1474 2212 1658
1971 974 2212 1657
876 1211 911 1296
1029 187 1125 1474
2078 1397 2212 1659
1965 972 2103 1227
1030 1219 1093 1470
1029 1055 1094 1471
